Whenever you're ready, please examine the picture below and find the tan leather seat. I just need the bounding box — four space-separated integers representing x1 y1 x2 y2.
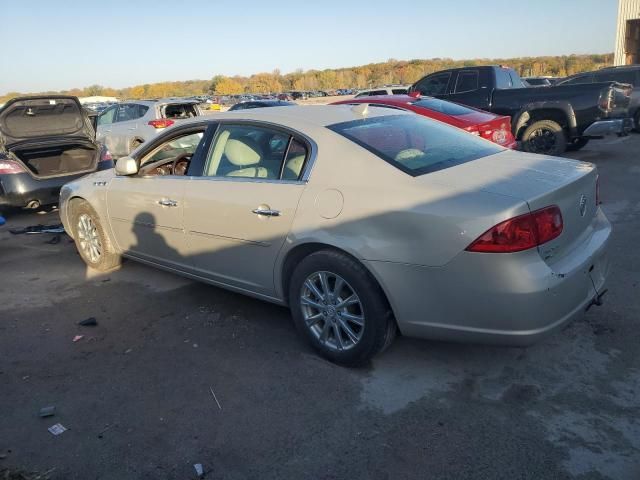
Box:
224 136 272 178
282 154 305 180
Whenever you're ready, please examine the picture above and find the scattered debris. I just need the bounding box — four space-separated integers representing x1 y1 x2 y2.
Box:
38 406 56 418
209 386 222 410
193 344 198 348
97 424 114 439
9 224 65 235
22 376 29 381
72 335 84 343
47 423 67 436
124 348 132 354
78 317 98 327
193 463 204 478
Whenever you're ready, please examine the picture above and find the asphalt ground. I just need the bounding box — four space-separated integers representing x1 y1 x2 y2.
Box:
0 134 638 479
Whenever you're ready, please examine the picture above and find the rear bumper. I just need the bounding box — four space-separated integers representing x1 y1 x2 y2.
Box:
583 117 634 137
364 208 611 346
0 162 113 209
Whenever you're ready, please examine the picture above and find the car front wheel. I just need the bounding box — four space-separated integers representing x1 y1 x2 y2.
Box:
71 200 121 271
289 250 396 366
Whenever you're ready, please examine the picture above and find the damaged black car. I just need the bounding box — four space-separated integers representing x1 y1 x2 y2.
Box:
0 96 113 211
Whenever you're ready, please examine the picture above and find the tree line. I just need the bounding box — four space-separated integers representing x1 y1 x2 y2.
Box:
0 53 613 103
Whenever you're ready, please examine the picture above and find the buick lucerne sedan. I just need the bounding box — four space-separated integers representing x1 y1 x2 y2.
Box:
59 105 611 365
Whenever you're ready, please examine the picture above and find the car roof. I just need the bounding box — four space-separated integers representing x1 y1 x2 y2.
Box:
205 104 412 129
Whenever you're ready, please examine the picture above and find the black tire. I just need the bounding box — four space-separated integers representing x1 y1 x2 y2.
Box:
566 137 590 152
521 120 567 155
289 249 396 366
70 199 121 271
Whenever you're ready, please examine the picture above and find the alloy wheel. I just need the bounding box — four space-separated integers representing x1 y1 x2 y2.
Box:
300 271 365 351
529 127 557 153
77 213 102 263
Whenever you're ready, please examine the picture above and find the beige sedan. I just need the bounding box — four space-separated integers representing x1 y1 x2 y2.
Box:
60 105 610 365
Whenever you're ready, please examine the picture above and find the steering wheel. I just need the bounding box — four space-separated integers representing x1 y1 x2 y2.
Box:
171 152 193 176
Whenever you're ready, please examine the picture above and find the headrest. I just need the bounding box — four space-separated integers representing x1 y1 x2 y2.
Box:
224 136 263 166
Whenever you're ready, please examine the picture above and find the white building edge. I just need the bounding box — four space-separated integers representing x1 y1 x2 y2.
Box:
615 0 640 65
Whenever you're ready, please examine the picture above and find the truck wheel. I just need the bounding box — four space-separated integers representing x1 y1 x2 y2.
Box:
521 120 567 155
71 200 121 271
566 137 589 152
289 250 396 366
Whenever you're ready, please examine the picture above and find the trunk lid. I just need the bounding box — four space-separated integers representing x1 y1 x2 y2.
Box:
0 96 95 149
427 150 599 262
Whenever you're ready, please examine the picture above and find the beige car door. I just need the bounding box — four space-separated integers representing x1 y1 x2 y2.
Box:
183 123 310 297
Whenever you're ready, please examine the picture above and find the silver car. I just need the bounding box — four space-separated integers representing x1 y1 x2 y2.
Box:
96 98 201 158
59 105 610 365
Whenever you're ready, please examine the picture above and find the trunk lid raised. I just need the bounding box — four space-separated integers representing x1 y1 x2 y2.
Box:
0 96 95 149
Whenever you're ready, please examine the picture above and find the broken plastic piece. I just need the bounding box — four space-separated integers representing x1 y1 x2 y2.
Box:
78 317 98 327
72 335 84 342
194 463 204 478
39 406 56 418
48 423 67 435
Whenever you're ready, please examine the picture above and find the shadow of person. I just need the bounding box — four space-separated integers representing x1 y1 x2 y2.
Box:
128 211 183 265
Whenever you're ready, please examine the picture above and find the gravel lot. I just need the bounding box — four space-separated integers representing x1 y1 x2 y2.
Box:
0 134 639 480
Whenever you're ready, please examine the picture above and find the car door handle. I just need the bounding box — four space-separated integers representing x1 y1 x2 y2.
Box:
252 207 280 217
158 199 178 207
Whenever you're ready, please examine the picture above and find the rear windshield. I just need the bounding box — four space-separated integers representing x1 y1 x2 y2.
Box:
163 103 198 119
411 98 478 116
328 113 502 176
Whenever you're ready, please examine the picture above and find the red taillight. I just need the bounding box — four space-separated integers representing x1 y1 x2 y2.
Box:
598 90 614 112
99 148 113 163
0 159 26 175
148 119 175 129
466 206 563 253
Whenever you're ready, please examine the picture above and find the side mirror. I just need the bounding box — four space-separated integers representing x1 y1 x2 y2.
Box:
115 156 138 176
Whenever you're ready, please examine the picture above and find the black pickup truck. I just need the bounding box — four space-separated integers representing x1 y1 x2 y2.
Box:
409 65 633 154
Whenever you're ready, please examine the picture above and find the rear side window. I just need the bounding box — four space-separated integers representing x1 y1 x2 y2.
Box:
494 69 514 89
414 73 452 96
328 113 502 177
454 71 479 93
412 98 478 116
595 70 637 86
392 88 408 94
115 103 146 122
164 103 198 119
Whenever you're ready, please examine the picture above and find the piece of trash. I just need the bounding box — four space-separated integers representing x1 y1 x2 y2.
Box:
22 376 30 381
209 386 222 410
72 335 84 343
194 463 204 478
124 348 132 354
45 234 61 245
39 406 56 418
9 224 65 235
193 343 198 348
48 423 67 436
78 317 98 327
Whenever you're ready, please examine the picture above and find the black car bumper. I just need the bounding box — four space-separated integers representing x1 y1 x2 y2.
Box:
0 162 113 209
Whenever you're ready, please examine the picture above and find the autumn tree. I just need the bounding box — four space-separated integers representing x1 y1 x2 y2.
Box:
214 77 244 95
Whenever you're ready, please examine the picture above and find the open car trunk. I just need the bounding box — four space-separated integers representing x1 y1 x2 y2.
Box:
11 142 98 178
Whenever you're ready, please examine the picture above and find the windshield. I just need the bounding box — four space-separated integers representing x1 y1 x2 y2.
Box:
328 113 502 176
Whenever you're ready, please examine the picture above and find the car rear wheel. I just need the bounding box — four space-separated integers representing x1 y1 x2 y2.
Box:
289 250 396 366
521 120 567 155
71 200 121 271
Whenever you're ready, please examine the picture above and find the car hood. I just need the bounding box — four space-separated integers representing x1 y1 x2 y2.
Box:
0 96 95 149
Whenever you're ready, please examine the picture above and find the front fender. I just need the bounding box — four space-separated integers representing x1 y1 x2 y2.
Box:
513 101 577 138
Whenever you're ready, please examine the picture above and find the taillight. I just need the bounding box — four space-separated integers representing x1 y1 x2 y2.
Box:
466 206 563 253
491 123 509 145
598 90 614 112
148 119 175 129
99 148 113 162
0 159 26 175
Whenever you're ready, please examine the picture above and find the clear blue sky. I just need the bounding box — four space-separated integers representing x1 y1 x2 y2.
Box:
0 0 618 94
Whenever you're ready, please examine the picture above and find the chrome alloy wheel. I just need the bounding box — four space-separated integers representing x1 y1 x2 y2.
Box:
300 271 365 351
77 213 102 263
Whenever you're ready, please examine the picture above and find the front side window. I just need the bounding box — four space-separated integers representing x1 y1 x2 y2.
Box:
328 113 502 177
204 125 308 180
454 71 479 93
140 131 205 176
414 73 452 96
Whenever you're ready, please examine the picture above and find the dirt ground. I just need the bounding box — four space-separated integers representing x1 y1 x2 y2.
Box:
0 134 639 479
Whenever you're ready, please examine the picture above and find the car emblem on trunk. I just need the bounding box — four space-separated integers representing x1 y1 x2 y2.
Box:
579 194 587 217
